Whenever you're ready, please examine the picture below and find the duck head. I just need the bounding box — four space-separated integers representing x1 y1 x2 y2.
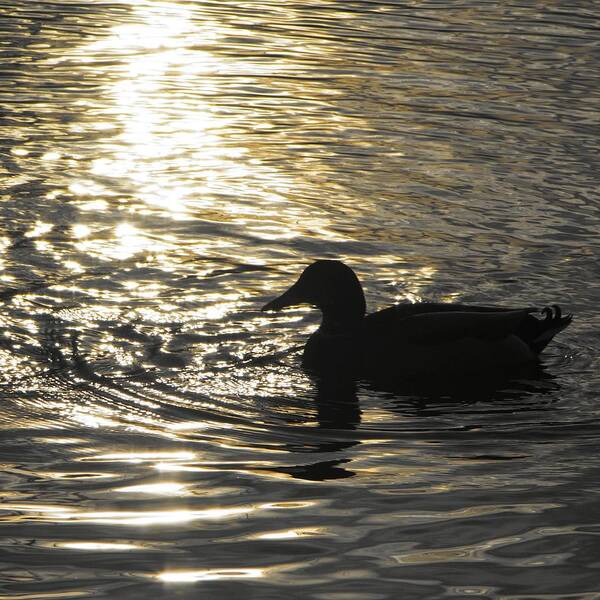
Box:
262 260 367 331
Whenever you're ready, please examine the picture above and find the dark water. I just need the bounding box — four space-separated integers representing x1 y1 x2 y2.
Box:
0 1 599 598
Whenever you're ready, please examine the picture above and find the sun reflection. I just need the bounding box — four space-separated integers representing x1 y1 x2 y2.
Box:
69 412 118 429
69 2 236 219
25 222 53 238
41 150 62 161
158 568 264 583
114 223 152 260
64 260 84 273
74 222 171 261
166 421 213 431
387 264 440 304
3 504 76 515
60 506 252 526
256 528 323 540
116 482 187 495
59 542 140 551
260 501 316 510
60 0 341 245
72 224 91 239
0 349 38 382
85 451 195 463
77 199 110 212
1 496 314 528
0 503 257 527
68 180 108 197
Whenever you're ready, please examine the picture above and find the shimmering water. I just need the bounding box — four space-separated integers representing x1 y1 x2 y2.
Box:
0 1 599 598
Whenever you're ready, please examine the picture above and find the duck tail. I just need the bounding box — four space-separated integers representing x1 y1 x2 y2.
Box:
526 305 573 354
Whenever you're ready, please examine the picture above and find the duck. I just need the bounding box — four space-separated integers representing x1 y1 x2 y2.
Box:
261 260 572 379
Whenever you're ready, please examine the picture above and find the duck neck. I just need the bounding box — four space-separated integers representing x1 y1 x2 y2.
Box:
320 300 366 334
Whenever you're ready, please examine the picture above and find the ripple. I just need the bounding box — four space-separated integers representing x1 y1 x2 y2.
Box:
0 0 598 598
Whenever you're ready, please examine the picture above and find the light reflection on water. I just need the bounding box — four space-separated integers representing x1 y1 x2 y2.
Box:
157 567 266 582
0 0 599 598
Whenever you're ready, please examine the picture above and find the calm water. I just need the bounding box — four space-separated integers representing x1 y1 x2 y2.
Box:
1 1 599 598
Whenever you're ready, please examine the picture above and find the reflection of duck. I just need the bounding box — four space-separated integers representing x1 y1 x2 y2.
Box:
262 260 572 379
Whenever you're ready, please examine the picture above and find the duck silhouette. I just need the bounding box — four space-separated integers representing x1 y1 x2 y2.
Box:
262 260 572 378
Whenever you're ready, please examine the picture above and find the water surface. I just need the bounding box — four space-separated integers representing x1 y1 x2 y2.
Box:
1 1 599 598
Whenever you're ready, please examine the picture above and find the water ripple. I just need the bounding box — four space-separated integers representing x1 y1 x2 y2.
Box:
0 0 598 598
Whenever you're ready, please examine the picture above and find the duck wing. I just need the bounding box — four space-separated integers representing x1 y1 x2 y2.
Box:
369 302 535 320
387 309 536 345
365 303 536 342
365 303 571 352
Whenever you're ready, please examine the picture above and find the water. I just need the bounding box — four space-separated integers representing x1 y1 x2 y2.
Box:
0 1 599 597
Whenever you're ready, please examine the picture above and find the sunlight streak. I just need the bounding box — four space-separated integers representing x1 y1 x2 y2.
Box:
59 542 140 551
158 568 264 583
116 482 187 495
60 0 341 253
60 507 252 526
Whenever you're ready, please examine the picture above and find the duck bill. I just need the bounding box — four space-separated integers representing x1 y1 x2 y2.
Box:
261 284 303 312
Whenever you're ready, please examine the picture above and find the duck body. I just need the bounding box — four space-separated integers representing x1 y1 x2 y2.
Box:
262 260 572 379
303 302 541 377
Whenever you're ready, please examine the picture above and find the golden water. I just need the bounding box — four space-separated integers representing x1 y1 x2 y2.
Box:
0 1 599 598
